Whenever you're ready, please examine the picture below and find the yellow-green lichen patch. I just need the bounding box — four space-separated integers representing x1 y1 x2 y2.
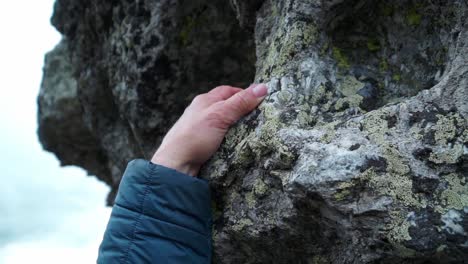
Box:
231 218 253 232
384 146 410 175
224 123 250 149
367 38 381 52
179 14 205 46
297 111 313 127
260 103 280 120
360 110 434 247
335 95 363 111
429 144 464 164
362 111 390 143
338 76 365 96
409 125 424 140
230 137 255 168
239 179 266 210
429 113 466 164
406 7 422 26
245 191 256 208
309 84 333 107
361 108 432 210
277 90 294 105
433 114 459 145
334 76 365 110
332 47 350 70
379 59 389 72
319 121 340 143
256 119 282 145
260 20 318 78
253 178 268 196
436 173 468 213
387 210 413 243
333 181 355 201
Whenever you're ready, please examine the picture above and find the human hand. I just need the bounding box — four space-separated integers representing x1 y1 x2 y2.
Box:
151 84 268 176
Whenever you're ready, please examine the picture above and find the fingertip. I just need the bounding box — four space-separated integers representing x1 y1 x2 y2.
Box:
252 84 268 98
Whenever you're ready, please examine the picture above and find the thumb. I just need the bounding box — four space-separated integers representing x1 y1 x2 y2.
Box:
221 83 268 123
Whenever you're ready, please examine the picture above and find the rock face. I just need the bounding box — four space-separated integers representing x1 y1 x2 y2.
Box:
39 0 467 263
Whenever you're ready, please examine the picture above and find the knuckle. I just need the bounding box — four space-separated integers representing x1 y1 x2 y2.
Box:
209 85 227 94
205 110 231 129
193 94 204 101
192 94 206 104
235 93 251 112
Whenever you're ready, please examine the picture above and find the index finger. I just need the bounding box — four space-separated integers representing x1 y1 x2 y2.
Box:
208 85 243 101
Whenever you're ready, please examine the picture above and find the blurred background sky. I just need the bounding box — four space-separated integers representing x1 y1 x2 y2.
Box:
0 1 111 263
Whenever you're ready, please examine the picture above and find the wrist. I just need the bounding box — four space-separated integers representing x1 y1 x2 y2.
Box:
151 151 200 176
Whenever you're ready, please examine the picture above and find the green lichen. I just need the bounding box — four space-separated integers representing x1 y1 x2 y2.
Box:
245 191 256 208
359 169 420 244
379 59 389 72
433 114 458 144
334 76 365 110
297 111 312 127
429 113 465 164
271 3 279 17
179 16 197 46
334 182 352 201
332 47 350 69
387 211 413 243
338 76 365 96
277 90 294 104
360 111 432 246
319 121 340 143
230 103 295 169
333 191 351 201
231 138 255 168
253 178 268 196
406 8 422 26
335 95 363 111
310 84 333 106
392 74 401 81
301 23 319 45
366 145 427 210
224 123 249 149
232 218 253 231
436 173 468 213
367 38 381 52
260 20 318 78
362 110 389 142
429 144 464 164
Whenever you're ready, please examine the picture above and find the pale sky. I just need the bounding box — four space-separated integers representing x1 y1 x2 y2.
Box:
0 1 111 263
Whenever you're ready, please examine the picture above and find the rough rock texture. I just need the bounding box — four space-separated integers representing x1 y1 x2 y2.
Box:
39 0 467 263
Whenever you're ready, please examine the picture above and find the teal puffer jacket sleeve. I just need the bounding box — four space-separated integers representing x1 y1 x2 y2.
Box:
97 159 212 263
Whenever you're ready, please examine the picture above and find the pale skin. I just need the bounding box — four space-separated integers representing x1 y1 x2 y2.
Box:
151 83 268 176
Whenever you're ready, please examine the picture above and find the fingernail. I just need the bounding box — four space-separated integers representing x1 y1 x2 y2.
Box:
252 84 268 98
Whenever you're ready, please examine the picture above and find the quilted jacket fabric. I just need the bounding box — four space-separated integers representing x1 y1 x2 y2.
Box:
97 159 212 263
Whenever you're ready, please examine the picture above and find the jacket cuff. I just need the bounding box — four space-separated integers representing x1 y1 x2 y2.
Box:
115 159 212 236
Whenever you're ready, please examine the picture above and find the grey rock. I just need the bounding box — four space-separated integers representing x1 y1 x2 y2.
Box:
39 0 467 263
40 0 255 203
